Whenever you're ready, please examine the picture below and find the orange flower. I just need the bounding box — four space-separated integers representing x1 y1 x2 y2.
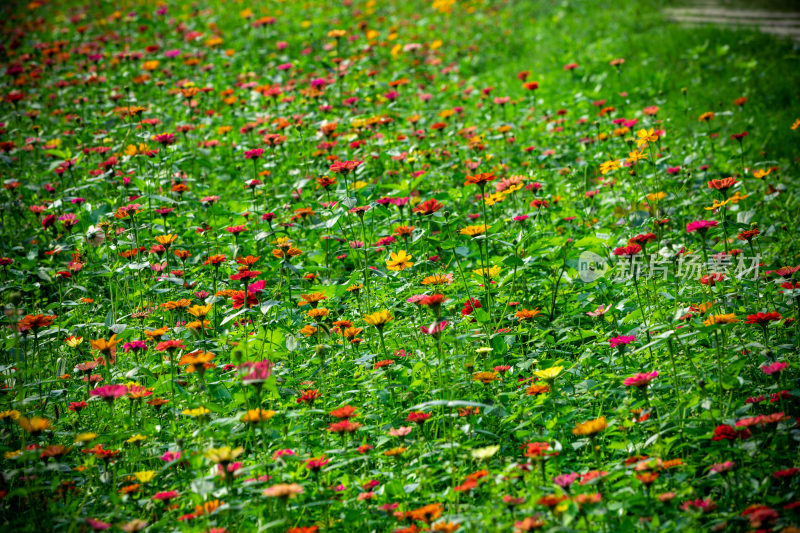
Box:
17 314 57 332
89 335 121 354
464 172 496 187
515 309 541 320
707 177 736 192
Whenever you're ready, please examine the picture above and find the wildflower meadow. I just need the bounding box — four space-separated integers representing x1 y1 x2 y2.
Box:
0 0 798 531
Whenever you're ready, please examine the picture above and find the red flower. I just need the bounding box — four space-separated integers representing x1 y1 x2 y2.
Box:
711 424 750 441
413 198 443 216
406 411 432 425
746 312 782 325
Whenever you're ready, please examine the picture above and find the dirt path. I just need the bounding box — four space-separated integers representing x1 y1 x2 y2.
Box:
665 2 800 41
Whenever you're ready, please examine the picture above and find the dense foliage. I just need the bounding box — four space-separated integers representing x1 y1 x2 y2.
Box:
0 0 798 532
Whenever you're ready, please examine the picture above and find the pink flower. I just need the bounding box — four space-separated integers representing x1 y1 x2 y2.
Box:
681 498 716 513
388 426 413 437
273 449 296 459
587 304 610 318
624 371 658 388
420 320 450 337
709 461 735 474
239 360 273 384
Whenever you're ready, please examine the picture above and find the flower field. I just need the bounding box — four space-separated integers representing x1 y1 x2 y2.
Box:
1 0 799 531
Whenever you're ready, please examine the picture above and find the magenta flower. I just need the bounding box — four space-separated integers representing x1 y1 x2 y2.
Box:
244 148 265 159
553 472 580 488
152 490 179 501
90 384 128 403
686 220 718 234
760 361 788 376
123 340 148 353
681 498 716 513
609 335 636 348
161 451 183 462
390 197 410 207
624 370 658 388
86 518 112 530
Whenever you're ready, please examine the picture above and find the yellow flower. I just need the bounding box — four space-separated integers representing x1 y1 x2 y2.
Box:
182 407 211 418
752 168 772 179
142 60 159 71
126 434 147 444
646 192 666 202
636 128 659 147
364 310 394 330
473 371 499 384
792 118 800 130
241 409 275 424
155 234 178 247
328 29 347 39
460 225 488 237
698 111 715 122
703 313 740 327
483 192 506 206
65 336 84 348
386 250 413 271
627 150 647 164
205 446 244 464
17 416 51 434
473 266 501 279
728 191 749 204
186 304 212 318
534 366 563 381
0 410 20 421
432 0 456 13
572 416 607 436
599 160 620 175
75 432 97 443
471 445 500 460
134 470 156 483
704 199 730 211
